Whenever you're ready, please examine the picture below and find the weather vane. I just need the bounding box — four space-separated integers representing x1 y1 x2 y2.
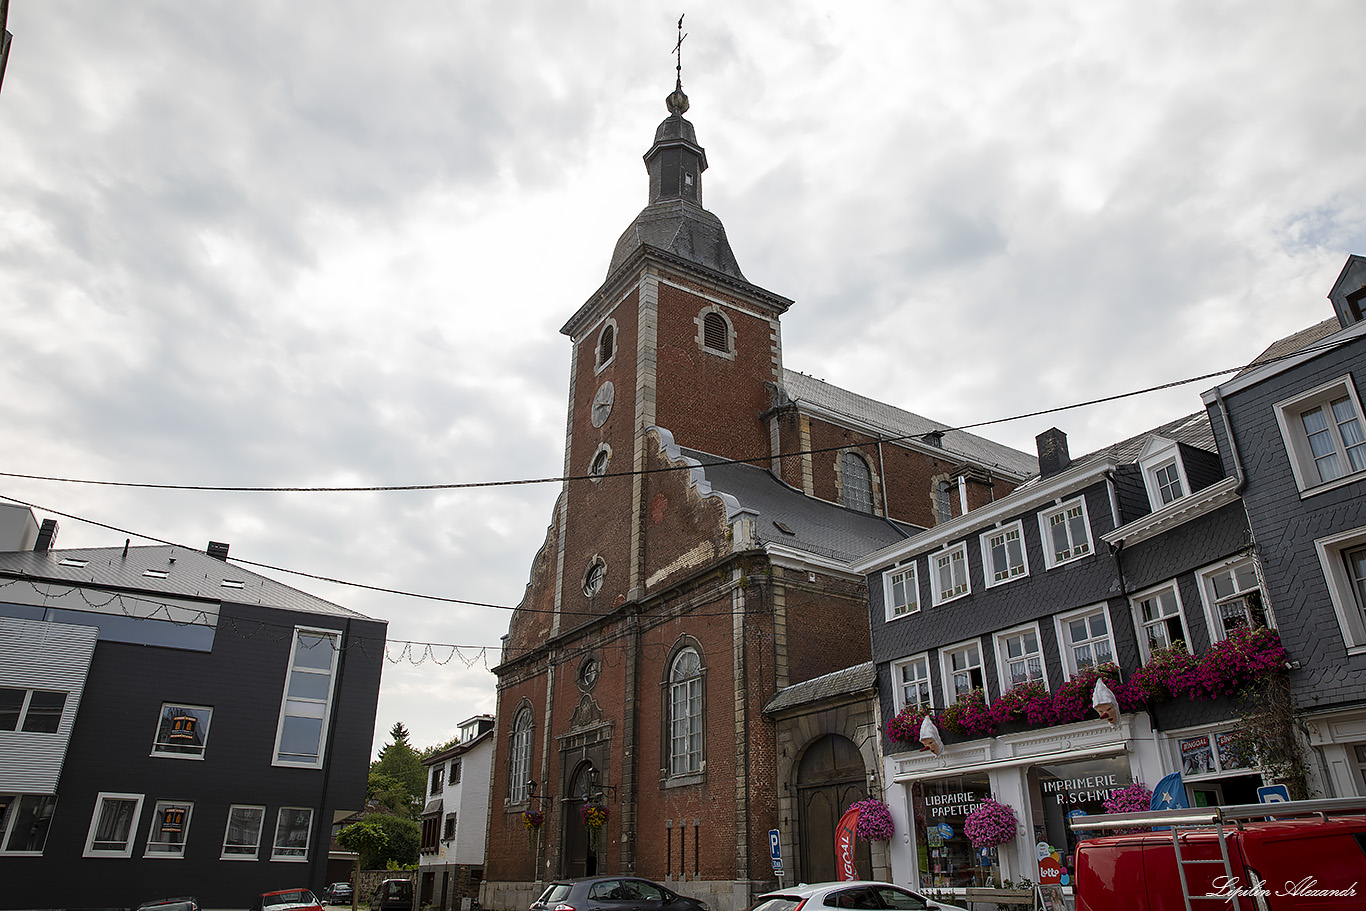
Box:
666 14 690 115
673 14 687 88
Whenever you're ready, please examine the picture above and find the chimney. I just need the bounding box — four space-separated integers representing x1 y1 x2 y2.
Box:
1036 428 1071 479
34 519 59 552
207 541 230 561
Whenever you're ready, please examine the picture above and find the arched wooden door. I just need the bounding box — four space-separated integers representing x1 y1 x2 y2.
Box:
563 763 597 877
796 734 871 882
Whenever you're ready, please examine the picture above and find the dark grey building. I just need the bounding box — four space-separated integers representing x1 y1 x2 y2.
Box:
0 505 386 910
1201 252 1366 801
854 409 1262 892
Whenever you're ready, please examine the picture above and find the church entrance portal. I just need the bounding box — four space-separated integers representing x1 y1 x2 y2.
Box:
796 734 871 882
563 762 598 877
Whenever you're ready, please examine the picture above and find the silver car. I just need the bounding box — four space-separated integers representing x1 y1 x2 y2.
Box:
748 882 967 911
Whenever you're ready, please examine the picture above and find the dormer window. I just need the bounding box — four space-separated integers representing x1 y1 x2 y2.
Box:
1138 437 1191 510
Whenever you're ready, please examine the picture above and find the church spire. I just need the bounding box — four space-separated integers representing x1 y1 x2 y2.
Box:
645 14 706 206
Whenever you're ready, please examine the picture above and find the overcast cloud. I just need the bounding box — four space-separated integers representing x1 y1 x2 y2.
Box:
2 2 1363 754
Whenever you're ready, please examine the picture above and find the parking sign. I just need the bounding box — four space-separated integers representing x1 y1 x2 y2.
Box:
769 829 782 870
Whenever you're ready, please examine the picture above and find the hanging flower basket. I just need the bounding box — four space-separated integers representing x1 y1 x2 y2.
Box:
964 799 1017 848
851 799 895 841
581 802 609 853
522 810 544 849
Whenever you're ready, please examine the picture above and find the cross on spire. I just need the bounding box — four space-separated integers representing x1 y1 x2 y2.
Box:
666 14 690 115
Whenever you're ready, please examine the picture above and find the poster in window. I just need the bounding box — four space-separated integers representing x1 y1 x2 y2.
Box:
1180 735 1214 775
161 806 186 834
1214 730 1247 771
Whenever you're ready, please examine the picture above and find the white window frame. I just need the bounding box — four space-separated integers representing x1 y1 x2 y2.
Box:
1314 526 1366 654
993 623 1049 691
939 639 987 706
1274 375 1366 496
1196 555 1272 643
1139 437 1191 510
144 799 193 858
150 702 213 759
1130 581 1192 661
883 562 920 621
1054 604 1118 680
221 804 266 860
980 521 1029 587
84 792 145 858
272 627 341 769
1038 496 1093 570
0 794 58 855
271 806 313 862
891 653 934 713
930 543 971 606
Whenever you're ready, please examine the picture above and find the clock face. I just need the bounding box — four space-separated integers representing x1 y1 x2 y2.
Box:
591 381 615 428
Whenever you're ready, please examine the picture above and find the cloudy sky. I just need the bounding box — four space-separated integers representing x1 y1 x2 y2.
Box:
2 2 1364 755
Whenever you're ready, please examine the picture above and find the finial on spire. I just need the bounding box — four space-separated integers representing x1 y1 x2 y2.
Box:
666 13 689 116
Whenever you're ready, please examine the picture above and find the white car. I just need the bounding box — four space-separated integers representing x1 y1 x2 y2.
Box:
748 882 967 911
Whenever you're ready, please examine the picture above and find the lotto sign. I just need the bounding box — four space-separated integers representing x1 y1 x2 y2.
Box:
1037 842 1064 886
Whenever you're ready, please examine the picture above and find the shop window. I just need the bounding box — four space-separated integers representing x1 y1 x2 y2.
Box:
271 807 312 861
940 641 985 705
910 775 994 888
145 800 192 857
1055 605 1115 677
1197 557 1270 642
1130 583 1190 660
0 794 57 854
151 703 212 758
221 805 265 859
1176 729 1261 806
273 628 341 768
1355 745 1366 793
84 792 144 858
1027 754 1134 886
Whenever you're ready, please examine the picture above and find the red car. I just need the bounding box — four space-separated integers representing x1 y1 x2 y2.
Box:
253 889 325 911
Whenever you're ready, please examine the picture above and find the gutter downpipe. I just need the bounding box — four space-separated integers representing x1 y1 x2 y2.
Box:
1213 388 1248 493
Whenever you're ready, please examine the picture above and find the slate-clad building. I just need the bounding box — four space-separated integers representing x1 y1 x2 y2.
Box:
1202 253 1366 801
855 411 1257 892
482 78 1035 911
0 506 386 910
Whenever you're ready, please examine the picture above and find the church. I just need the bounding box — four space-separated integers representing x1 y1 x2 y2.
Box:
481 69 1036 911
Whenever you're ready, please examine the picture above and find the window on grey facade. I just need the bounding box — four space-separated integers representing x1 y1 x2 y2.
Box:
669 647 703 776
152 703 212 758
271 807 313 861
145 800 193 857
1039 498 1092 568
0 795 57 854
941 641 984 704
1131 584 1189 659
892 655 932 712
84 792 144 858
221 805 265 859
842 452 874 514
508 707 533 804
1199 558 1268 640
1057 607 1115 676
1276 379 1366 494
273 628 341 768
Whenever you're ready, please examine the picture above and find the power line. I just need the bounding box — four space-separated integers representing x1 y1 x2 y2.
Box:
4 338 1350 495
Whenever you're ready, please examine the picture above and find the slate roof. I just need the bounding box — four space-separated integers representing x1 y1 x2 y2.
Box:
764 661 877 715
608 200 745 281
1236 317 1341 377
1057 410 1217 477
0 544 374 620
780 370 1039 479
682 447 920 564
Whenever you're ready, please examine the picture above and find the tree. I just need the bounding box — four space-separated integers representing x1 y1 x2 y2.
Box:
368 813 421 868
370 722 426 817
336 820 389 911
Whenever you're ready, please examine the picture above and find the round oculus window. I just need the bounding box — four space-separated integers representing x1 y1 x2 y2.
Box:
590 447 610 480
583 558 606 597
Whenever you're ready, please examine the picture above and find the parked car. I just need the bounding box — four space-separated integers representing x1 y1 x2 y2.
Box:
748 882 966 911
369 879 414 911
135 899 201 911
530 877 710 911
253 889 325 911
323 883 355 905
1071 797 1366 911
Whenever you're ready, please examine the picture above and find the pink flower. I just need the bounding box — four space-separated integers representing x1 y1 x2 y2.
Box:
964 798 1017 848
852 799 895 841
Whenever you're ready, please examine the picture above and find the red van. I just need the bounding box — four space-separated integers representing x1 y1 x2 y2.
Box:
1070 797 1366 910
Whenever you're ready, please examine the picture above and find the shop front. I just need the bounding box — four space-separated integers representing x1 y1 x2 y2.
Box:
1167 724 1266 806
885 714 1167 896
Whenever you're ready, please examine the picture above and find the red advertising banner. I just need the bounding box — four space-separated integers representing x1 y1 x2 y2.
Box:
834 805 861 882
